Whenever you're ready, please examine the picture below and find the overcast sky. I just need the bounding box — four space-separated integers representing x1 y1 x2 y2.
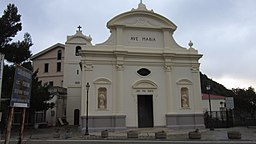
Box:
1 0 256 90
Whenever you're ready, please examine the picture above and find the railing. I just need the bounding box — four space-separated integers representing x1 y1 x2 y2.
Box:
13 111 46 126
204 110 234 128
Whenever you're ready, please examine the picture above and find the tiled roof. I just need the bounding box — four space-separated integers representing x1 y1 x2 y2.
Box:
202 93 226 100
31 43 64 60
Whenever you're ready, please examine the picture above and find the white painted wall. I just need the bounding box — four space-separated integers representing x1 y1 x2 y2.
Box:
65 3 203 128
202 99 225 112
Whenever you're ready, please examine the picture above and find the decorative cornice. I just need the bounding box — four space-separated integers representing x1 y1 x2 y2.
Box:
132 79 158 89
176 79 193 85
93 77 112 85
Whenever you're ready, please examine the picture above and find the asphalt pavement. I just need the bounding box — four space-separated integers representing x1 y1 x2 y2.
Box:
1 126 256 143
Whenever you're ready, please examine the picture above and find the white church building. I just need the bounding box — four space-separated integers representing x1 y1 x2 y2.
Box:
63 2 203 131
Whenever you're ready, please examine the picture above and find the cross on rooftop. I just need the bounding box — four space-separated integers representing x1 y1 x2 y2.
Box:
77 25 82 31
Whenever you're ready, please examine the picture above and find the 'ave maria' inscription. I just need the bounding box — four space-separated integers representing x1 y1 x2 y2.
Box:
130 36 156 42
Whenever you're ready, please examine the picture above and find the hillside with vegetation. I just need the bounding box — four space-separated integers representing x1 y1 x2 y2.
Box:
200 72 256 117
200 72 234 96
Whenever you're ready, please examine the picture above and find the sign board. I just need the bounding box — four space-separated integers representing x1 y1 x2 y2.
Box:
10 65 32 108
225 97 234 109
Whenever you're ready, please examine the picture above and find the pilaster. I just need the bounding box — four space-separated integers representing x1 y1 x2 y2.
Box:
191 64 202 113
81 62 94 116
164 64 176 114
116 26 124 46
163 29 171 49
115 64 124 114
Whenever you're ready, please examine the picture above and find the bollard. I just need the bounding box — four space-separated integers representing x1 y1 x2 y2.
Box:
188 129 201 139
227 131 241 139
127 130 138 138
101 130 108 138
64 129 72 139
155 131 167 139
53 129 60 138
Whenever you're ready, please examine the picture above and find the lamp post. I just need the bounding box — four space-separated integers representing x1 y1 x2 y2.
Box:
206 85 214 130
85 82 90 136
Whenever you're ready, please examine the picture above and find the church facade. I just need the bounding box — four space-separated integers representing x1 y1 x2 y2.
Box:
64 2 203 131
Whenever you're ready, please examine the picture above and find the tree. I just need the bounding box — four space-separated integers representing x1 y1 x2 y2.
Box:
0 4 21 48
3 33 32 64
0 4 51 125
232 87 256 117
0 4 33 99
30 69 51 112
0 4 32 64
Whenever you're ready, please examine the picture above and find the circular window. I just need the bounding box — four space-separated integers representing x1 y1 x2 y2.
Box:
137 68 151 76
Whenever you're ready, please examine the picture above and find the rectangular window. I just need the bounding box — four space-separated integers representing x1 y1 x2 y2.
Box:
57 50 62 60
44 63 49 73
57 62 61 72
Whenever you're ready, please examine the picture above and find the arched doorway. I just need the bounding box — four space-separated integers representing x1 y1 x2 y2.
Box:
74 109 80 125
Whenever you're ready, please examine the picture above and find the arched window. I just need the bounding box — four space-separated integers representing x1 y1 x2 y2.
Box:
57 50 62 60
98 87 107 109
181 87 189 108
75 46 81 56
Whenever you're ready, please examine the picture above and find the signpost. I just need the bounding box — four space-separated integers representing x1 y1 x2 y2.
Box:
0 53 4 108
0 53 4 141
5 65 32 144
10 65 32 108
225 97 234 109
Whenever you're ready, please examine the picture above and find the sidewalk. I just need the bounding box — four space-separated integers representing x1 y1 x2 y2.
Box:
4 126 256 141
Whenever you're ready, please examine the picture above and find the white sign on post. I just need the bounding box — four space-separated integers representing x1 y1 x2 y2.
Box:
225 97 234 109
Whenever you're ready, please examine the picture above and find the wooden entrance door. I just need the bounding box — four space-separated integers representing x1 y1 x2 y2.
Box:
137 95 153 128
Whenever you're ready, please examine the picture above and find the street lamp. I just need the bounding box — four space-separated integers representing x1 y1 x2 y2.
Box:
206 85 212 114
85 82 90 136
206 85 214 130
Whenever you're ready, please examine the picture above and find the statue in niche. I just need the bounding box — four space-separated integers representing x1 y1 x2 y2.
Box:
98 88 107 109
181 87 189 108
